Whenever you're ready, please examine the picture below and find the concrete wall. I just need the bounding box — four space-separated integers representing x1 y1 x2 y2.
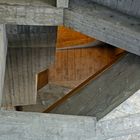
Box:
0 25 7 106
2 26 57 107
0 111 96 140
91 0 140 18
102 89 140 120
0 111 140 140
0 0 63 25
64 0 140 56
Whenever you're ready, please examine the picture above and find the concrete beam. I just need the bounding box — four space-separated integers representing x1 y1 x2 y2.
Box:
0 0 63 25
0 111 140 140
0 111 96 140
64 0 140 56
0 25 7 106
91 0 140 18
48 53 140 120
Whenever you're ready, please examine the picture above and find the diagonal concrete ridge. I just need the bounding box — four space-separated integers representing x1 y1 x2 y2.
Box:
45 53 140 120
0 110 140 140
64 0 140 56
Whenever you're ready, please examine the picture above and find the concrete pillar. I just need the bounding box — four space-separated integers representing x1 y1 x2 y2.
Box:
0 25 7 106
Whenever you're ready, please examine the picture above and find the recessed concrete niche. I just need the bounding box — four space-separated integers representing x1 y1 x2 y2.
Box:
2 25 57 107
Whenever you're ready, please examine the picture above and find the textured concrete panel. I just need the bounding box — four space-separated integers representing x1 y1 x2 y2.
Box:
102 90 140 120
50 53 140 120
2 47 56 107
64 0 140 56
0 111 96 140
0 25 7 106
57 0 69 8
6 25 57 48
97 113 140 139
91 0 140 18
0 0 63 25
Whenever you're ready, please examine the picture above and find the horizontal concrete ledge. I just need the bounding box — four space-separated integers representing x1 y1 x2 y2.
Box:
1 111 140 140
0 0 63 25
0 111 96 140
64 0 140 56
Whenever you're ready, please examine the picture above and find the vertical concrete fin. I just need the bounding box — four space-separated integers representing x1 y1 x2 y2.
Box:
0 24 7 107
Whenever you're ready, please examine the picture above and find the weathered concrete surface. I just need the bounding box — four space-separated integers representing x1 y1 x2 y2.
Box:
64 0 140 56
0 111 96 140
91 0 140 18
1 111 140 140
102 89 140 120
2 26 57 107
2 47 55 107
0 0 63 25
6 25 57 48
0 25 7 106
21 84 71 113
49 53 140 120
97 113 140 140
57 0 69 8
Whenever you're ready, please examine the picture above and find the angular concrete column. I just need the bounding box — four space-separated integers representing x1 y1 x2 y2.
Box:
2 26 57 107
64 0 140 56
0 25 7 106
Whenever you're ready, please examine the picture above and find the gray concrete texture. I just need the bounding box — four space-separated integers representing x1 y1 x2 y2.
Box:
91 0 140 18
6 25 57 48
0 111 96 140
102 89 140 120
0 111 140 140
0 0 63 25
0 24 7 107
2 26 57 107
64 0 140 56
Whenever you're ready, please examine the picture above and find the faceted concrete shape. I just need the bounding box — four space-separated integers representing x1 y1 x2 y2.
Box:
0 0 63 25
2 26 57 107
97 113 140 139
0 111 96 140
47 53 140 120
2 47 56 107
91 0 140 18
0 24 7 106
21 84 71 113
102 89 140 120
64 0 140 56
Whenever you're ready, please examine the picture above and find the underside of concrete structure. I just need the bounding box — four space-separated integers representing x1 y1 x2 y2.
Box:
0 0 140 139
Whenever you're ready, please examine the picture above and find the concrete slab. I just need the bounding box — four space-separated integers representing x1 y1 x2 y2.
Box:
64 0 140 56
0 111 96 140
